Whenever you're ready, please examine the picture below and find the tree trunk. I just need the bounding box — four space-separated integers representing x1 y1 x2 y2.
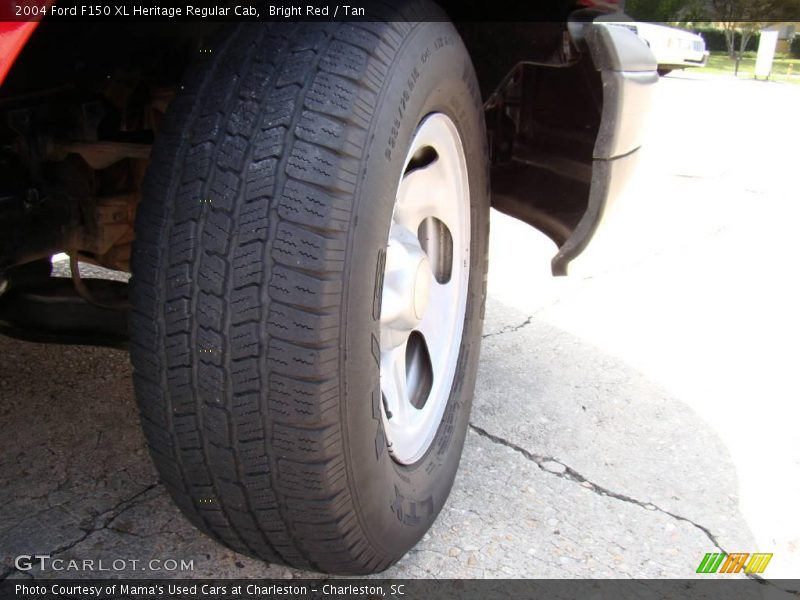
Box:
737 32 753 77
741 32 752 55
724 27 736 59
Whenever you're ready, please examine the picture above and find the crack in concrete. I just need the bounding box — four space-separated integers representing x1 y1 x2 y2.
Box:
0 482 160 582
482 315 534 339
0 566 32 581
469 422 719 543
468 423 800 592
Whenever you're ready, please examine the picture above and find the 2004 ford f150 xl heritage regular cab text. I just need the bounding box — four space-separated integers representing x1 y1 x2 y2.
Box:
0 0 657 574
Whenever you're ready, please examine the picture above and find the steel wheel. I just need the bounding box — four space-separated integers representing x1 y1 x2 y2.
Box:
379 113 471 465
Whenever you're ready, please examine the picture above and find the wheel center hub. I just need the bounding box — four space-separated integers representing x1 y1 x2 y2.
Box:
413 258 431 320
380 228 432 348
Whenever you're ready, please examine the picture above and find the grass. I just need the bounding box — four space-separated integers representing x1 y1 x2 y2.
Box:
700 52 800 84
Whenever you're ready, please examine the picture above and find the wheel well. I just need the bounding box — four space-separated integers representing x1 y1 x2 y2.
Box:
459 22 605 251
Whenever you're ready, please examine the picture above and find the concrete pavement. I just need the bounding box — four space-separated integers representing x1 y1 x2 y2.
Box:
1 72 798 581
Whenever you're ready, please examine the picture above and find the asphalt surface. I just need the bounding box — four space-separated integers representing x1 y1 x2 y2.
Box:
1 72 799 581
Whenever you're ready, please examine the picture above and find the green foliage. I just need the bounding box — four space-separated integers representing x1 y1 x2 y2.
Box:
625 0 697 21
792 35 800 58
707 0 800 22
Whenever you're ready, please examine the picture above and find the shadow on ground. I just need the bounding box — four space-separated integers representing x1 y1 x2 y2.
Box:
0 293 755 579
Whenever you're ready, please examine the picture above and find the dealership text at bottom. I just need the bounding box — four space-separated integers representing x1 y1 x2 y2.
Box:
14 555 193 573
14 583 404 597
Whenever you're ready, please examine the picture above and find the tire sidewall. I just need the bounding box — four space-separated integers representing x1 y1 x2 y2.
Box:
342 21 488 559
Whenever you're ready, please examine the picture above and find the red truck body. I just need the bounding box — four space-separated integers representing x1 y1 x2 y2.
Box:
0 22 40 85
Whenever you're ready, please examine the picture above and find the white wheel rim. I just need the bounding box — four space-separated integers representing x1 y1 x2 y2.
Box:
379 113 470 465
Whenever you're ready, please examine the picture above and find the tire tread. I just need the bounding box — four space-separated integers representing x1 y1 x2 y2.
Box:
131 20 407 573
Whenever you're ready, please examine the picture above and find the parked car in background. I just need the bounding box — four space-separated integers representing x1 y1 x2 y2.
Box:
611 22 709 75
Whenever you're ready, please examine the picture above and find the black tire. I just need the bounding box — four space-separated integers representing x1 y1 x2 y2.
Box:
130 10 488 575
658 67 673 76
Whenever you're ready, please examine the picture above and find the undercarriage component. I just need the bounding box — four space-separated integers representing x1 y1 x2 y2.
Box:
1 28 162 275
1 113 144 273
66 192 138 272
47 140 151 170
0 170 139 273
68 254 130 310
0 158 75 271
